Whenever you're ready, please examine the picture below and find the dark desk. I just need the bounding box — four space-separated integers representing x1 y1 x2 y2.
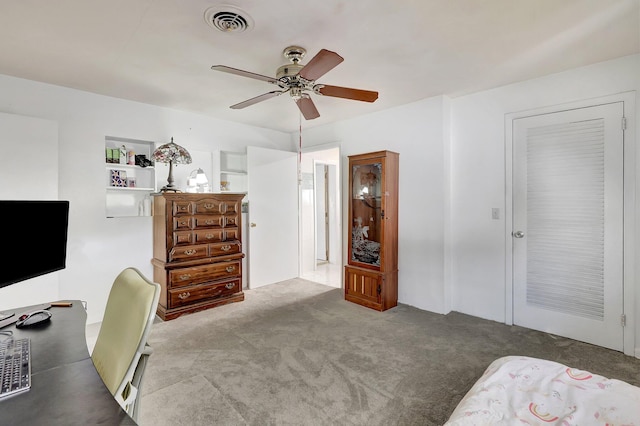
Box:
0 301 136 425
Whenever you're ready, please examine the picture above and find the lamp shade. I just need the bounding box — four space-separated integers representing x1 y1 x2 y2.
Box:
194 168 208 184
151 137 192 165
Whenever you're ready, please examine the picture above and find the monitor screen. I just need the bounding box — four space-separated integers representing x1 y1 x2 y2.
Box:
0 200 69 289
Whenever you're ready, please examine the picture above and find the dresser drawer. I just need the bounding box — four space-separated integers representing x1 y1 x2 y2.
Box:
173 231 194 245
169 260 241 288
194 199 221 214
210 241 241 257
223 215 238 227
173 216 193 230
169 278 241 308
194 214 223 228
224 228 239 241
222 201 240 215
172 201 193 215
168 244 208 262
194 229 224 243
187 228 237 242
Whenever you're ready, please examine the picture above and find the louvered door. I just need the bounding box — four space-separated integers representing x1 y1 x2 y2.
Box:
512 102 624 351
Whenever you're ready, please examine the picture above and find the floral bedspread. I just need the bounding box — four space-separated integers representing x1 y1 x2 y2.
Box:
445 356 640 425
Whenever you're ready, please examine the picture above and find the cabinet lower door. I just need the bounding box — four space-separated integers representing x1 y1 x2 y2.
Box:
345 266 384 310
345 266 398 311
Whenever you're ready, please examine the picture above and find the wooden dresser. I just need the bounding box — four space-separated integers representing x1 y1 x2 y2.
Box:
152 193 245 320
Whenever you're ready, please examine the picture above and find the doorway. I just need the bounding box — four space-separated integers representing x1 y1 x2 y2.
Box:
315 163 330 264
299 146 342 288
505 94 635 355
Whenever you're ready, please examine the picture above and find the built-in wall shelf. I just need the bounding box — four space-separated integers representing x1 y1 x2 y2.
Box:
105 136 156 218
219 150 247 192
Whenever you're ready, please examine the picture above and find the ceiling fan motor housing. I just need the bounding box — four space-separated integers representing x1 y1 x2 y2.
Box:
276 63 304 80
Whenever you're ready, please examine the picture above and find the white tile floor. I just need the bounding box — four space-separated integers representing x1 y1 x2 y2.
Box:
300 261 342 287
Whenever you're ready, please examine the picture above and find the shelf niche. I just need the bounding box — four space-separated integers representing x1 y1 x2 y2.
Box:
105 136 156 218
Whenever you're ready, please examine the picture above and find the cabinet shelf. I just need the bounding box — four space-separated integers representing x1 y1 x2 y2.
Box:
105 164 155 171
106 186 155 192
220 169 247 175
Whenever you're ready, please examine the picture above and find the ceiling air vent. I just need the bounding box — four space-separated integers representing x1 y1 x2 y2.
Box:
204 6 253 33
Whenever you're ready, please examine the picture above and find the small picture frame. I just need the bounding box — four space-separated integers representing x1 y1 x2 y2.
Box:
110 169 127 187
127 177 136 188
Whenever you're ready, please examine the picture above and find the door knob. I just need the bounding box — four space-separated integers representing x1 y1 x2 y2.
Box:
250 223 256 227
513 231 525 238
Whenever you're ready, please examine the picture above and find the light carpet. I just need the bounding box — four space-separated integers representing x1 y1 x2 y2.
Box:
139 278 640 426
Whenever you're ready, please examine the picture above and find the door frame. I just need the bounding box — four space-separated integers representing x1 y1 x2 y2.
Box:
298 143 342 286
504 92 636 356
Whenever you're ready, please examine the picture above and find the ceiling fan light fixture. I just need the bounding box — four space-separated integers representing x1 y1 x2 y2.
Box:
290 87 303 100
204 5 254 34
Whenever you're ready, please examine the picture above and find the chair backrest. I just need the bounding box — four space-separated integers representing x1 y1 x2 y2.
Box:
91 268 160 400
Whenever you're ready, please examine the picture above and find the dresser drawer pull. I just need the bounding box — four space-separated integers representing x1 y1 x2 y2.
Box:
204 203 214 210
225 266 236 273
178 274 191 281
184 249 197 256
179 220 188 226
221 244 232 251
205 219 215 225
225 283 235 289
205 233 214 239
178 292 190 300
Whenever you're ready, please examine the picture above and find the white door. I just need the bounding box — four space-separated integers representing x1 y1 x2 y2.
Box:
247 146 298 288
512 102 624 351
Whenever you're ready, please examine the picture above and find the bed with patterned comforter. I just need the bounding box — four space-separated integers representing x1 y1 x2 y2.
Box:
445 355 640 425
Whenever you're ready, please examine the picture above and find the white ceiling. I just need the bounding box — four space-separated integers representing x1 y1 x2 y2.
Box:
0 1 638 133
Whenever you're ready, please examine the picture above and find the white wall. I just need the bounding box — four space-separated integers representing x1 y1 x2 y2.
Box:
297 96 450 314
0 74 290 324
0 112 60 310
450 54 639 353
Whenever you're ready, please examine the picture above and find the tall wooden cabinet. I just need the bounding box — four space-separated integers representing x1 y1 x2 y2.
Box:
345 150 399 311
152 193 245 320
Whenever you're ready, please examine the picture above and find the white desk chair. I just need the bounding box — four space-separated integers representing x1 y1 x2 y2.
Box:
91 267 160 422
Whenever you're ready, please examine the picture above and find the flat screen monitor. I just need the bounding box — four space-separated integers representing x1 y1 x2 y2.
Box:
0 200 69 289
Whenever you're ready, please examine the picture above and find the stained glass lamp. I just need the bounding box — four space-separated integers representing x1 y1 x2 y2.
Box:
152 137 192 192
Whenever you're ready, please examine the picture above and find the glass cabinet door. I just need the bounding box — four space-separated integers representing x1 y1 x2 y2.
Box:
351 161 383 267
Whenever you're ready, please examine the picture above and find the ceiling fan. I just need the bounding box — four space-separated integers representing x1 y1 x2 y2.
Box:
211 46 378 120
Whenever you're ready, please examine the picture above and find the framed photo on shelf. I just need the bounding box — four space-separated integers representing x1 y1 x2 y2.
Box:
110 169 127 187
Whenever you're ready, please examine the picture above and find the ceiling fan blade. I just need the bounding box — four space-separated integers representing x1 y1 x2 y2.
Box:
295 96 320 120
211 65 279 85
298 49 344 81
230 90 285 109
316 85 378 103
